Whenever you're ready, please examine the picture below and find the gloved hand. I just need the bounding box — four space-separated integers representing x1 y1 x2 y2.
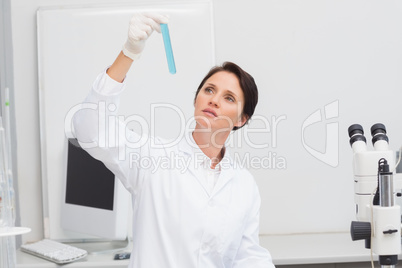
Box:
122 13 169 60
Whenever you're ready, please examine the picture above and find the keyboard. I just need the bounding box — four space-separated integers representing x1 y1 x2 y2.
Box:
21 239 88 264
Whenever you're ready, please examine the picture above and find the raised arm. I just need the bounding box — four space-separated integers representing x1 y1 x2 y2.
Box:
73 13 169 192
107 13 169 82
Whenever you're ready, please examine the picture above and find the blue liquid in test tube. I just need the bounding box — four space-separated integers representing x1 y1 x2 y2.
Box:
160 24 176 74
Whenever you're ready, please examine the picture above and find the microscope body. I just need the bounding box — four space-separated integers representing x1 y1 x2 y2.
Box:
349 124 401 266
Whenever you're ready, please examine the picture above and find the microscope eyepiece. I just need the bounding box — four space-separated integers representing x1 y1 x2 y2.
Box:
348 124 367 147
370 123 389 146
348 124 364 138
371 123 387 136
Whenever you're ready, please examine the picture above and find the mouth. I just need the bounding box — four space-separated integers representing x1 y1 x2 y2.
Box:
202 109 217 117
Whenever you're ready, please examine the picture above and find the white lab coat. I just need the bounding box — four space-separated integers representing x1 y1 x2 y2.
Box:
73 70 275 268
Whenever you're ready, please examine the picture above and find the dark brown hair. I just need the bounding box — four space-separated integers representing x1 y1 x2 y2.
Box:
194 62 258 131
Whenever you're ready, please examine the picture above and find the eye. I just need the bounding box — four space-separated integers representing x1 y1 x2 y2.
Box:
204 87 213 94
226 95 235 103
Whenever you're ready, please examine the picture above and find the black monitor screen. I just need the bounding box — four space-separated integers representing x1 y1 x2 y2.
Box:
66 139 115 211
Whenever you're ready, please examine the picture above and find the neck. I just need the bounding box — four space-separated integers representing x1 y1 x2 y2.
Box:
192 127 229 168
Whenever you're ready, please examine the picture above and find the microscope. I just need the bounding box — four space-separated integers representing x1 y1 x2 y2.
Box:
348 123 401 267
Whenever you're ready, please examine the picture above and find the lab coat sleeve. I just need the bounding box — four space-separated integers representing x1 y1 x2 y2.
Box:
73 69 147 194
232 183 276 268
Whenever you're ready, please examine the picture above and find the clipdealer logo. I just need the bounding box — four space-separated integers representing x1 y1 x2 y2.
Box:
66 100 339 168
301 100 339 167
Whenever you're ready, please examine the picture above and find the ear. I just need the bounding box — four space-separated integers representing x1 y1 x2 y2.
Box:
234 114 249 128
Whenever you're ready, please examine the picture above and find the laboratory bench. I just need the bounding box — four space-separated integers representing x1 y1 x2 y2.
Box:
16 232 387 267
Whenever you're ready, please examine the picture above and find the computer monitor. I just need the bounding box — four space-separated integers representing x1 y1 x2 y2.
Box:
61 138 130 241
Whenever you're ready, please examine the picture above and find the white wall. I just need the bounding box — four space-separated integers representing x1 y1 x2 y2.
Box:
11 0 402 244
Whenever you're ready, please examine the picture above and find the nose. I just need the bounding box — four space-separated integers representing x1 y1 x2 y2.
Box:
209 95 220 108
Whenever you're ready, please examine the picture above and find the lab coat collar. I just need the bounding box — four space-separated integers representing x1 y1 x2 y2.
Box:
178 131 235 197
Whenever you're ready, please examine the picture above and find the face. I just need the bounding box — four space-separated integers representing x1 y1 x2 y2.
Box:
194 71 247 132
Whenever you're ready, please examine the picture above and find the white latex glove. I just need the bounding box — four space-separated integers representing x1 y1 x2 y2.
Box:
122 13 169 60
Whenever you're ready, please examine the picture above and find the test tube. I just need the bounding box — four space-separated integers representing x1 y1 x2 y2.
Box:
160 24 176 74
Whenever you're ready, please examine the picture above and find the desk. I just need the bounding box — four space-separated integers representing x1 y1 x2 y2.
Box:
16 233 376 267
260 232 372 265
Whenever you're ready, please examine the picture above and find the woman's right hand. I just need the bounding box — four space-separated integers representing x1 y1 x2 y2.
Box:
122 13 169 61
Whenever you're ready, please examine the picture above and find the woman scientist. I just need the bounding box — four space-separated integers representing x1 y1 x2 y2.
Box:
73 13 275 268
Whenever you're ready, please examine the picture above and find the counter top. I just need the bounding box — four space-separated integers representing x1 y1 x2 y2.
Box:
16 232 377 267
260 232 372 265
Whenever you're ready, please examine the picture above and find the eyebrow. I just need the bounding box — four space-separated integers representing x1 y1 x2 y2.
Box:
205 83 239 98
